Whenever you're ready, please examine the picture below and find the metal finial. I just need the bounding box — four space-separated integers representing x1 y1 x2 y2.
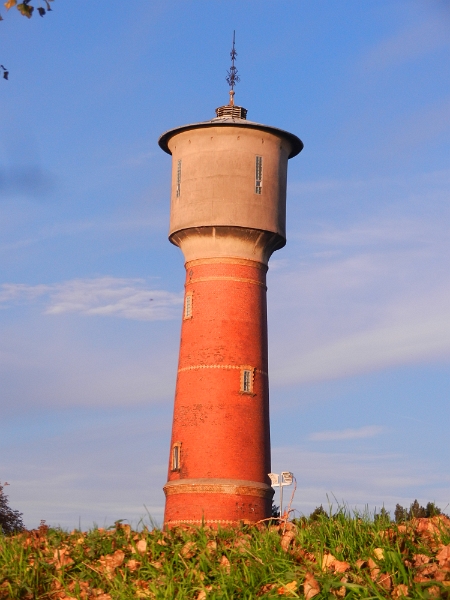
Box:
226 31 240 105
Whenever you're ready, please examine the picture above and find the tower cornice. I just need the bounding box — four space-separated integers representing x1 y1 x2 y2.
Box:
158 117 303 159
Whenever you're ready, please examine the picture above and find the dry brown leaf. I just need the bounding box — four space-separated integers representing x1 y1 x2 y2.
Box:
373 548 384 560
4 0 16 9
392 584 409 598
377 573 392 591
412 553 430 566
195 592 207 600
427 586 442 598
126 559 141 572
206 540 217 552
181 541 197 558
355 559 367 569
96 595 112 600
333 559 351 573
367 558 380 581
418 563 438 577
277 580 297 595
304 573 320 600
219 554 230 574
234 536 251 553
321 553 336 570
136 539 147 555
53 547 74 570
98 549 125 577
330 584 346 598
259 583 277 594
150 561 162 569
280 530 296 551
436 544 450 567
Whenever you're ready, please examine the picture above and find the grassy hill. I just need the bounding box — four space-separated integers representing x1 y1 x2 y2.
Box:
1 508 450 599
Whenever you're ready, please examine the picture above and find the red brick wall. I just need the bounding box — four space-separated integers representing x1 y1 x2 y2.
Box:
164 258 273 525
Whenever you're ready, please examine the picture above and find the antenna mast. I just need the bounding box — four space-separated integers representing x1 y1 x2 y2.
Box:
226 31 240 106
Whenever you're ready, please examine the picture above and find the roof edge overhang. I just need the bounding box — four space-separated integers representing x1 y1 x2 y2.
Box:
158 118 303 159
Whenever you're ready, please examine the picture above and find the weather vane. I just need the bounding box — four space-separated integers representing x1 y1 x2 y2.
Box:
226 31 240 106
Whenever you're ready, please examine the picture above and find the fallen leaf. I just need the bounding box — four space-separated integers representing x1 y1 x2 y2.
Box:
333 559 351 573
259 583 277 594
196 592 207 600
392 584 409 598
412 554 430 566
219 555 230 574
234 536 251 553
136 539 147 555
126 559 141 572
206 540 217 552
181 541 197 558
304 573 320 600
436 545 450 567
378 573 392 591
367 558 380 581
373 548 384 560
321 553 336 570
355 559 367 569
281 530 295 551
150 561 162 569
53 547 74 570
277 580 297 595
98 550 125 576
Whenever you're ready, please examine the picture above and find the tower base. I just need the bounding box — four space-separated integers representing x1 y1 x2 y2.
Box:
163 478 273 527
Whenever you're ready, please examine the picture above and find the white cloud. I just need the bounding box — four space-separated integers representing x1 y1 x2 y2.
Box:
309 425 384 442
0 277 182 321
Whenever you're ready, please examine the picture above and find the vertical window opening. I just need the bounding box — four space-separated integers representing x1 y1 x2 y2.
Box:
255 156 263 194
172 442 181 471
176 159 182 198
240 367 254 394
184 293 193 319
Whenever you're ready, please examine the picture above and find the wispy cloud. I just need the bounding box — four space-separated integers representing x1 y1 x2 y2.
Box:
269 176 450 385
363 15 450 71
0 277 182 321
309 425 384 442
271 446 450 516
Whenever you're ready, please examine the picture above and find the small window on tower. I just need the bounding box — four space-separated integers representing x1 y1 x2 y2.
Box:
172 442 181 471
184 292 193 319
176 159 182 197
255 156 263 194
240 367 254 394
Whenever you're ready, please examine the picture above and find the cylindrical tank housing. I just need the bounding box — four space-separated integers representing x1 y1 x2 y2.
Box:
159 119 303 265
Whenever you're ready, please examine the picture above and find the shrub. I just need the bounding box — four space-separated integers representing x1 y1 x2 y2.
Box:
0 481 24 535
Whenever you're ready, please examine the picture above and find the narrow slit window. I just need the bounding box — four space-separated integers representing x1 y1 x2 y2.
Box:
184 293 193 319
172 442 181 471
240 367 254 394
176 159 182 198
255 156 263 194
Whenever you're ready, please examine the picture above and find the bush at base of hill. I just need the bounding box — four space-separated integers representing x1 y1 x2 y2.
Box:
0 482 24 535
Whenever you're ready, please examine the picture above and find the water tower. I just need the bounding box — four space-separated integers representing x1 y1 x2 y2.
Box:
158 36 303 526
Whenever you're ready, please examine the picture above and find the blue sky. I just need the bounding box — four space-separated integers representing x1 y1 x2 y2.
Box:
1 0 449 529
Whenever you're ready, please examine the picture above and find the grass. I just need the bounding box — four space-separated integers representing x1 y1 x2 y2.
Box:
0 508 450 599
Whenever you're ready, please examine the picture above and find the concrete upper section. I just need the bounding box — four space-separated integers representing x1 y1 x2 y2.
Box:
158 115 303 262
